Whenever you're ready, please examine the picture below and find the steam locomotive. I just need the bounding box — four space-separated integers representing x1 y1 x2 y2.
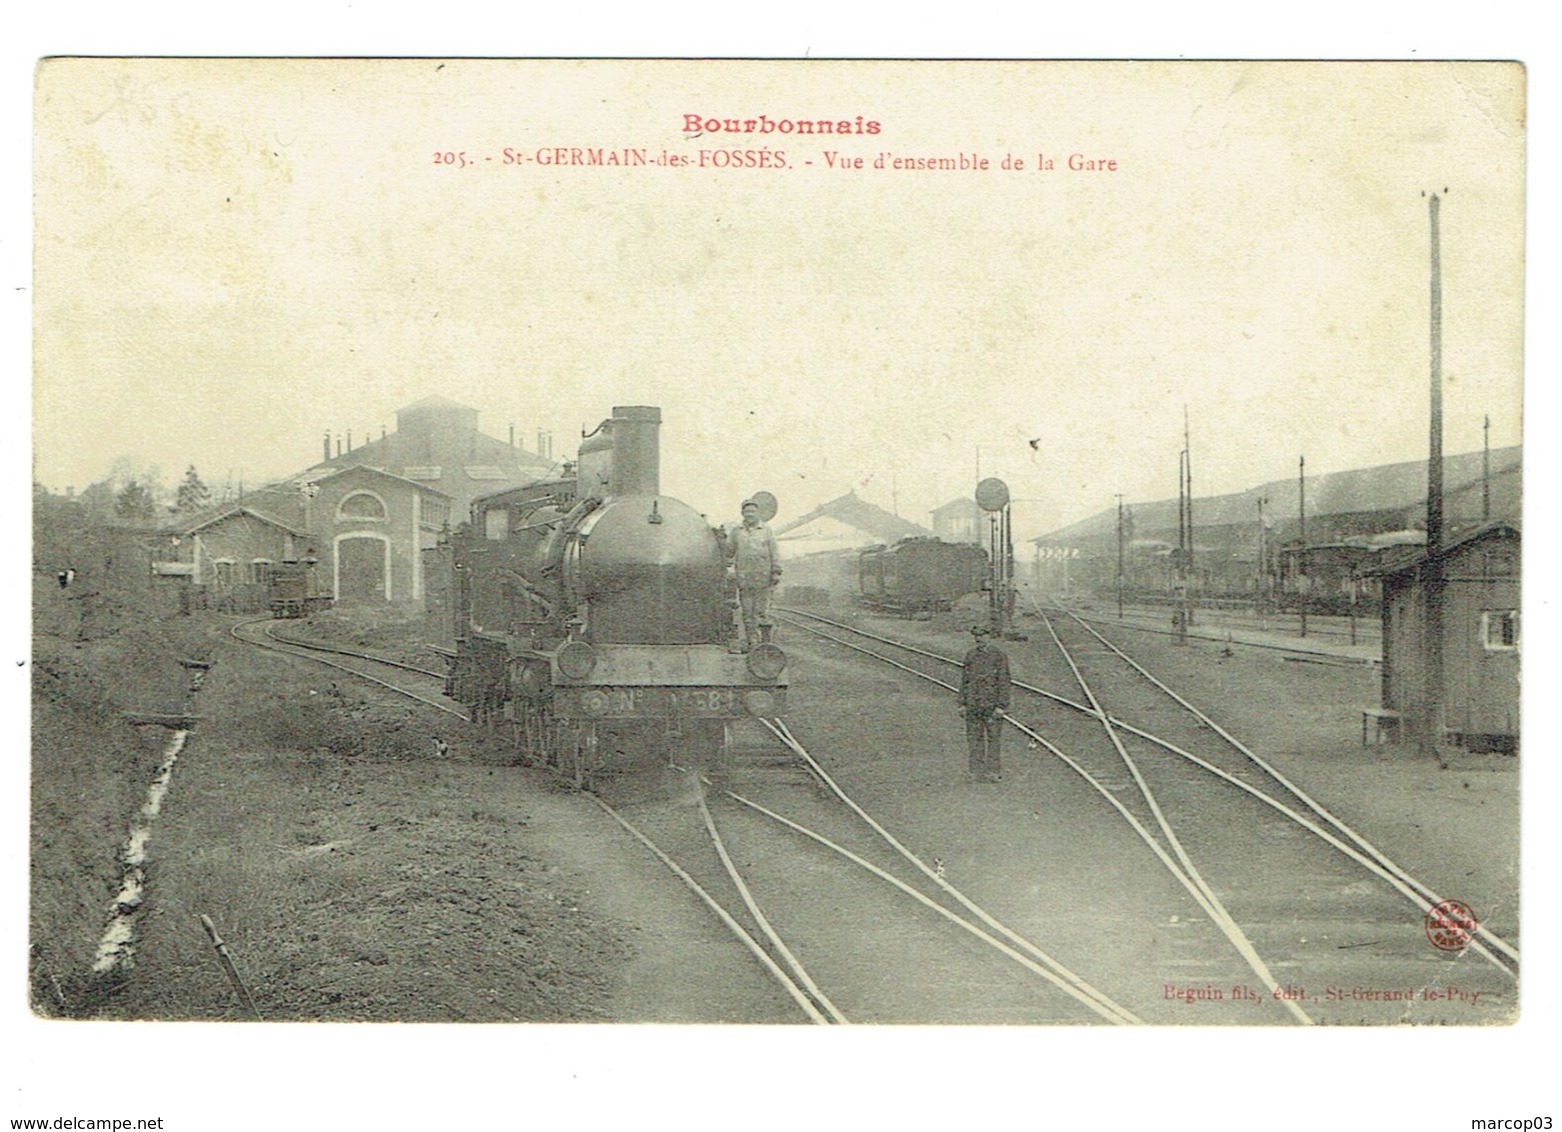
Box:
444 406 787 786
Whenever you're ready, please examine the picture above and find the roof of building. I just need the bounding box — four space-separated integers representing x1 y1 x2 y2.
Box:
1033 446 1521 546
268 462 454 498
170 505 311 539
775 490 932 543
397 394 480 414
931 497 983 517
305 428 555 498
1365 519 1521 578
180 464 455 534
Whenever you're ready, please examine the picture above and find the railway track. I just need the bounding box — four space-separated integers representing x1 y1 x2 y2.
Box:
231 614 1138 1022
1032 601 1518 969
229 617 469 720
773 604 1518 1021
598 757 1142 1024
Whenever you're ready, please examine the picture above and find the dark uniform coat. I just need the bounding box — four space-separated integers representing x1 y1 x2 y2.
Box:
959 640 1011 716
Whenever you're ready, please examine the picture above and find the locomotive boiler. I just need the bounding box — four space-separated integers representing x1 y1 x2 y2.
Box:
446 406 787 786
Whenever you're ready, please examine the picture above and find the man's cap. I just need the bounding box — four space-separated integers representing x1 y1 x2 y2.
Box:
741 499 759 510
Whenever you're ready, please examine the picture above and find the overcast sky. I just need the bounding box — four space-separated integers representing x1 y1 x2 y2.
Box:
33 61 1523 538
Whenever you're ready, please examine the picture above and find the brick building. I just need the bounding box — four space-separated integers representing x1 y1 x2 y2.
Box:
165 464 452 606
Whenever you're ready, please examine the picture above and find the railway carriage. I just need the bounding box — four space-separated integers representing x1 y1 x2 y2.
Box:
266 557 331 618
445 406 787 786
858 537 989 615
1275 543 1378 615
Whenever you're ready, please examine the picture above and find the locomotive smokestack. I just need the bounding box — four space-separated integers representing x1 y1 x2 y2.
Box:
610 406 661 496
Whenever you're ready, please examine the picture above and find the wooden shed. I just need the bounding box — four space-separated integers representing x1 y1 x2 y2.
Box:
1373 521 1520 752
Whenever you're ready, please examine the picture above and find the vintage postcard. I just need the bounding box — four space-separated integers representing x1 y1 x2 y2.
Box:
24 56 1531 1122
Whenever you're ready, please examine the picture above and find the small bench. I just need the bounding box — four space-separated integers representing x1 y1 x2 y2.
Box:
1361 708 1402 746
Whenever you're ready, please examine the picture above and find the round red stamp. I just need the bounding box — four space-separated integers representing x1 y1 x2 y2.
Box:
1425 898 1479 952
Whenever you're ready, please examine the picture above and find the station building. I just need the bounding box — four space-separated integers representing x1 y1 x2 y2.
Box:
774 490 931 555
930 497 984 545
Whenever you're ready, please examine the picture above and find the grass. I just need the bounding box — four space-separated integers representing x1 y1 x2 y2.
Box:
32 567 631 1023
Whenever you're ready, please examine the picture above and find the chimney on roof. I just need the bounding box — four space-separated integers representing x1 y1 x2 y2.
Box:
381 425 387 442
509 424 515 448
323 432 331 463
336 435 342 458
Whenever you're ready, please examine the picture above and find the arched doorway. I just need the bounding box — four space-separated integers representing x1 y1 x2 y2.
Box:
336 535 389 601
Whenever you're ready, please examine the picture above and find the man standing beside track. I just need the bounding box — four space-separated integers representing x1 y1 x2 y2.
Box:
959 624 1010 782
728 498 782 652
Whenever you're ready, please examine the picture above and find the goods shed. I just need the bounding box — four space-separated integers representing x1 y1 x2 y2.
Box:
1372 522 1519 753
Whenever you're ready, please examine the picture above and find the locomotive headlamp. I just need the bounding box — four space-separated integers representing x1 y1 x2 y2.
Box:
556 641 597 680
745 643 786 681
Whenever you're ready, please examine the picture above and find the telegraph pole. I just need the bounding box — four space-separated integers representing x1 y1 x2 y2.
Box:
1003 500 1016 631
1422 189 1448 754
1483 414 1491 522
1176 451 1186 582
1255 495 1269 619
1115 493 1125 620
1183 406 1194 618
976 477 1011 635
1174 450 1188 643
1298 455 1308 639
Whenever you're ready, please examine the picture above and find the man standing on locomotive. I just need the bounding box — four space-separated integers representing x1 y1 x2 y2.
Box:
959 624 1010 782
728 498 782 652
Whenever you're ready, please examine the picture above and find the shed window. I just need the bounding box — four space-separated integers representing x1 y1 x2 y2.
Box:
338 491 387 520
213 560 234 587
423 498 451 531
1482 610 1519 651
251 559 273 585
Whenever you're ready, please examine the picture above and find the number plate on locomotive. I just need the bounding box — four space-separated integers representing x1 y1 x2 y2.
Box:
559 686 743 719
